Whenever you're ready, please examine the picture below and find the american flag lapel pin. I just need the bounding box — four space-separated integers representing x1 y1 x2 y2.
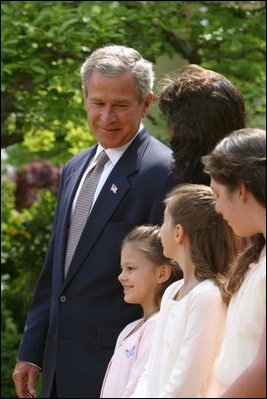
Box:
110 184 118 194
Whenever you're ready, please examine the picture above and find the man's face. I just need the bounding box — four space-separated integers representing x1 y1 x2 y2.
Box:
84 71 153 148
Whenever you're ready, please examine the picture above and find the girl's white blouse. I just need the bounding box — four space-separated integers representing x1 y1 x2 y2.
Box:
132 279 227 398
211 245 266 395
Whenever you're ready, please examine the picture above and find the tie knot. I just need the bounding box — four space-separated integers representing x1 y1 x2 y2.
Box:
96 150 109 167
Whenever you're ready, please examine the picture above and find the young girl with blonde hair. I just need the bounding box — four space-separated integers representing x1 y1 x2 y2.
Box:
101 225 181 398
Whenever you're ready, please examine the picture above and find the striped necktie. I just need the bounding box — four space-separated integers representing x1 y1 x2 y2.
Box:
64 151 109 276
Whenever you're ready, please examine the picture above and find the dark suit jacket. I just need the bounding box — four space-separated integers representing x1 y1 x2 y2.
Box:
18 129 175 398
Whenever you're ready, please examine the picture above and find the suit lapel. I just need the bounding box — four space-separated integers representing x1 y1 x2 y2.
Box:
62 130 150 286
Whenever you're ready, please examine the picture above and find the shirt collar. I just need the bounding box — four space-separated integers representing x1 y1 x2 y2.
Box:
96 123 144 165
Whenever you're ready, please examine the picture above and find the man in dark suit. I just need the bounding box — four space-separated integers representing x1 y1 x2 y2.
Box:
12 45 175 398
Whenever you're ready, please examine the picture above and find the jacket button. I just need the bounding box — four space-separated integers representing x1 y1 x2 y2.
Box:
59 295 66 303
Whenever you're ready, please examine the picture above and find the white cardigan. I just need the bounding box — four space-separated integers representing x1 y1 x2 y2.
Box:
132 279 227 398
208 245 266 396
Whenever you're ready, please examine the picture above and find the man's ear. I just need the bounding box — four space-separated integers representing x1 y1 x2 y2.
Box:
158 265 172 284
141 92 154 118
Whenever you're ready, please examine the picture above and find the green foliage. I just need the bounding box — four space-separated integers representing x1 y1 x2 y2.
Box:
1 176 16 222
1 1 266 167
1 0 99 164
1 180 57 331
1 298 21 398
1 297 42 398
65 121 97 155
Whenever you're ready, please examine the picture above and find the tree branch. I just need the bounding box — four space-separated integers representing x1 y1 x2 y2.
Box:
1 130 24 148
161 30 202 64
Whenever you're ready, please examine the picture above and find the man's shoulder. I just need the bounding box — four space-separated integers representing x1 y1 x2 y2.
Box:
64 146 95 171
144 134 173 163
148 135 172 153
140 127 170 150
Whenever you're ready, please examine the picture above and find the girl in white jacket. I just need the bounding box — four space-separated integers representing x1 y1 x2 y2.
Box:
132 184 236 398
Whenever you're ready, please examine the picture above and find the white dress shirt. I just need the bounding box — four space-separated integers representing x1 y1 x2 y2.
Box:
71 124 143 213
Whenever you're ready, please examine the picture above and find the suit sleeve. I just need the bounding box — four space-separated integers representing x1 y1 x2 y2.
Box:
17 167 66 367
147 171 174 225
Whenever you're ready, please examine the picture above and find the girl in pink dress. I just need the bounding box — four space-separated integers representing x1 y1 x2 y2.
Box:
100 225 181 398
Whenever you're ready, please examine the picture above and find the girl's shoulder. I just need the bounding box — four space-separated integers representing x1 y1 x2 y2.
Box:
190 279 223 305
118 318 143 341
196 278 220 291
250 245 266 274
163 279 184 299
196 278 221 292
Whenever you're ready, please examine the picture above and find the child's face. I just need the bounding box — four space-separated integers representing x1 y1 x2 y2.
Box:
160 206 177 260
118 242 159 309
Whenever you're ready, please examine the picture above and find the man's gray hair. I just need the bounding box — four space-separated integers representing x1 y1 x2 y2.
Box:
80 45 154 101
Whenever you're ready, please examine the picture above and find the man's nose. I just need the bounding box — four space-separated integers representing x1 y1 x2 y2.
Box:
101 106 116 123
